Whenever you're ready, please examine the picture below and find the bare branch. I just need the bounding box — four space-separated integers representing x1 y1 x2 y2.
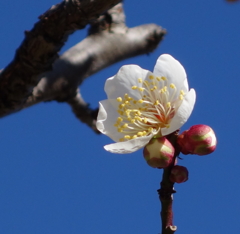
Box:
27 23 165 104
24 4 166 128
0 0 121 116
0 2 165 132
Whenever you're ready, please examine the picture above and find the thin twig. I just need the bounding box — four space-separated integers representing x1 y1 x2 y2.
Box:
158 131 179 234
67 90 99 133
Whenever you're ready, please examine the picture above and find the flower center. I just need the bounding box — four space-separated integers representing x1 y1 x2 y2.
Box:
114 75 185 142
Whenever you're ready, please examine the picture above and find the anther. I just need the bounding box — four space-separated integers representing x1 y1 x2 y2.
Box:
117 128 123 133
180 90 185 95
117 117 123 122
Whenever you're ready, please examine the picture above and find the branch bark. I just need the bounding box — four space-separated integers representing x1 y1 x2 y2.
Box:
0 2 166 132
0 0 121 116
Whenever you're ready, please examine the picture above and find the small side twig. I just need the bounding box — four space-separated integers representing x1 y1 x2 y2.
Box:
67 90 99 133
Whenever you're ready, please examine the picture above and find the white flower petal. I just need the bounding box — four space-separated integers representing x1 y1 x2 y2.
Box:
153 54 189 92
104 134 153 154
97 99 125 142
105 65 150 100
161 89 196 136
97 54 196 154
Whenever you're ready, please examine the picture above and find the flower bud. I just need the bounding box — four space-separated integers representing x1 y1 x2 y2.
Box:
169 165 189 183
177 124 217 156
143 137 175 168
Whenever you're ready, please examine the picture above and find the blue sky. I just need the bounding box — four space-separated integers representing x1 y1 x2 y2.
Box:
0 0 240 233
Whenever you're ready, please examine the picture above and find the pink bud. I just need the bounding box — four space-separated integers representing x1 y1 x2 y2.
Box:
169 165 189 183
143 137 175 168
177 124 217 156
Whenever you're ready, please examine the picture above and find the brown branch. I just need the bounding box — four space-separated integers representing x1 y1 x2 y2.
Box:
0 0 121 116
0 2 166 132
17 3 164 131
26 23 165 103
67 89 99 133
158 132 179 234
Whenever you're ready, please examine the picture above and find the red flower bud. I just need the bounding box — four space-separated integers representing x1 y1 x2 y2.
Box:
169 165 189 183
177 124 217 156
143 137 175 168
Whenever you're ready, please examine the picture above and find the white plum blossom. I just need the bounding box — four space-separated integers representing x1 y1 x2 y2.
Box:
97 54 196 154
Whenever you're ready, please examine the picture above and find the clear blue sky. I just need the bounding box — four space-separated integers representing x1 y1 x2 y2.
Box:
0 1 239 233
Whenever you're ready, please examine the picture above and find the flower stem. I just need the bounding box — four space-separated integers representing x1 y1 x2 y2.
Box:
157 131 179 234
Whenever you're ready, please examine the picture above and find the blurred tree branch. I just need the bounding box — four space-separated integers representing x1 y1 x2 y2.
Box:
226 0 239 2
0 1 166 132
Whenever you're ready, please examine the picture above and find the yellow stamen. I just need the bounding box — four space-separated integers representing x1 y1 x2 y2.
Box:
117 128 123 133
117 117 123 122
180 90 185 95
148 127 153 132
117 97 122 102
